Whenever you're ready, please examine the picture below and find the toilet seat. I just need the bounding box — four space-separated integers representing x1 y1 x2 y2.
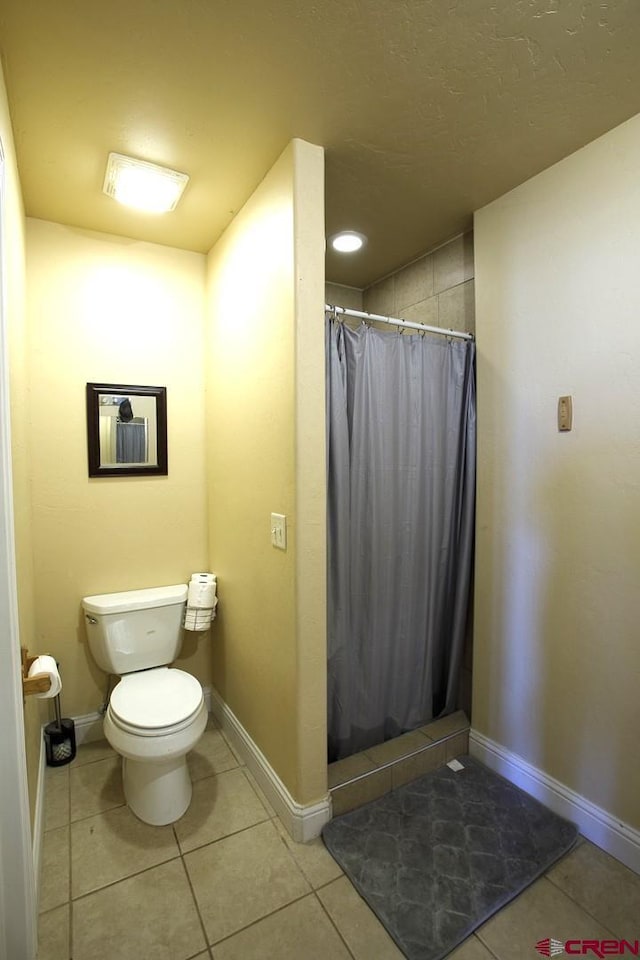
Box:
109 666 204 737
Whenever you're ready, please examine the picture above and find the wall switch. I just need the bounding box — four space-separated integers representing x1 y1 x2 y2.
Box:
270 513 287 550
558 395 573 432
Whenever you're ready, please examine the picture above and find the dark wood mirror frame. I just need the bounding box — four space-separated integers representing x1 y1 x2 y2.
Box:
86 382 168 477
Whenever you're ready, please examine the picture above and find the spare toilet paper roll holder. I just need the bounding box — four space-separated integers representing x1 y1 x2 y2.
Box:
21 647 52 697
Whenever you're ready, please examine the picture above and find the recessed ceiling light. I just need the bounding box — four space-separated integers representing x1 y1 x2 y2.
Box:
103 153 189 214
330 231 367 253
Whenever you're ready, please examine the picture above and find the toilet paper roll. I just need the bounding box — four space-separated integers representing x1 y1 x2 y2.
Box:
28 655 62 699
190 572 216 583
187 579 217 609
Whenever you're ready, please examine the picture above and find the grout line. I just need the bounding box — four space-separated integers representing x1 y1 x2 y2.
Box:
179 775 331 946
542 871 620 938
205 892 313 950
70 851 184 903
474 873 620 959
184 947 212 960
271 821 317 892
474 926 505 957
237 766 278 819
312 888 357 960
177 814 273 859
218 728 244 767
68 800 127 827
326 280 365 293
312 873 345 895
73 741 117 766
177 828 211 957
72 755 116 768
470 930 502 960
395 274 473 321
362 229 473 289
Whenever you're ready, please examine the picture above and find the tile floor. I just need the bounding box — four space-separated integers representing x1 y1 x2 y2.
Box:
38 716 640 960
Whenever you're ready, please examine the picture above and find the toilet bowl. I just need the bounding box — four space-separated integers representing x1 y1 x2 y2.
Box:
104 666 208 825
82 584 207 826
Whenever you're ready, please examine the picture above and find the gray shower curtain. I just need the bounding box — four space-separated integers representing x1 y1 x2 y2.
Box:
327 318 476 761
116 420 147 464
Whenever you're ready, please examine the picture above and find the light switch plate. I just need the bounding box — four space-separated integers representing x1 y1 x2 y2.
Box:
270 513 286 550
558 395 573 432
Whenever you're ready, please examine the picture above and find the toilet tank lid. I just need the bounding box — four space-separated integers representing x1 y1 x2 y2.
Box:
82 584 188 615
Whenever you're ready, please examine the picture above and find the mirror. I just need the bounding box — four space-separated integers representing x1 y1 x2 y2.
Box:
86 383 168 477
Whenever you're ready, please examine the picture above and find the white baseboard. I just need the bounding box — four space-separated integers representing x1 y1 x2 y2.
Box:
470 729 640 875
209 686 331 843
72 711 104 745
32 727 47 912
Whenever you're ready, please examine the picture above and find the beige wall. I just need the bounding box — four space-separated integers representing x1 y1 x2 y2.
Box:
206 139 326 805
25 220 210 716
0 62 44 827
473 115 640 829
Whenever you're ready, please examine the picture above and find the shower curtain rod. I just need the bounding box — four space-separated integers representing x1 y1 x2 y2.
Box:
326 303 474 342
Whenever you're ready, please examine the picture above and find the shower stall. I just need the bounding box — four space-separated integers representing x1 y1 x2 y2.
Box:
326 303 476 763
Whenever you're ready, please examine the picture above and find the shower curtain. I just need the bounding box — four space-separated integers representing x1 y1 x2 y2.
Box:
327 318 476 761
116 420 148 464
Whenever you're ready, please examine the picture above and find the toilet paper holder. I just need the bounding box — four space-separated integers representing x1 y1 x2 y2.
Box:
21 647 52 697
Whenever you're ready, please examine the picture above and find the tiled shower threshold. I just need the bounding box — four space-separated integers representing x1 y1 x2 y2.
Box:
328 709 470 815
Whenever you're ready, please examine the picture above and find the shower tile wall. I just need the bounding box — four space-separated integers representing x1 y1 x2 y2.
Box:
364 232 475 335
325 281 363 311
325 231 476 720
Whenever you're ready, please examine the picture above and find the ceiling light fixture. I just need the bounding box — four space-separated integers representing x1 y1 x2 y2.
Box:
103 153 189 214
330 231 367 253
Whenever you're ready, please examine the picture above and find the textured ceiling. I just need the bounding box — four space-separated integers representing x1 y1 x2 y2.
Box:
1 1 639 288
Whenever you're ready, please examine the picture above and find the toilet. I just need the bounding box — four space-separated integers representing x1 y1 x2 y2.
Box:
82 584 207 826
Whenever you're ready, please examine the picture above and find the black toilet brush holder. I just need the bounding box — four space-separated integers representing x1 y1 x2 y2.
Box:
44 694 76 767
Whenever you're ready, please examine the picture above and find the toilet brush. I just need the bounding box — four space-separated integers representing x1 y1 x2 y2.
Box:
44 692 76 767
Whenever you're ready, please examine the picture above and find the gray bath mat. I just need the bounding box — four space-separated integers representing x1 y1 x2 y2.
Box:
322 756 578 960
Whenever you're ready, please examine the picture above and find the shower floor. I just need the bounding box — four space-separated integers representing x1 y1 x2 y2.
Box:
328 710 470 816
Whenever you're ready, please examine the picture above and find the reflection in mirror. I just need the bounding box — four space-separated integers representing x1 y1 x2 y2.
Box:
86 383 167 477
98 394 156 466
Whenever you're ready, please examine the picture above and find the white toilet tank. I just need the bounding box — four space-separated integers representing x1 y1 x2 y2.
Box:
82 584 188 675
